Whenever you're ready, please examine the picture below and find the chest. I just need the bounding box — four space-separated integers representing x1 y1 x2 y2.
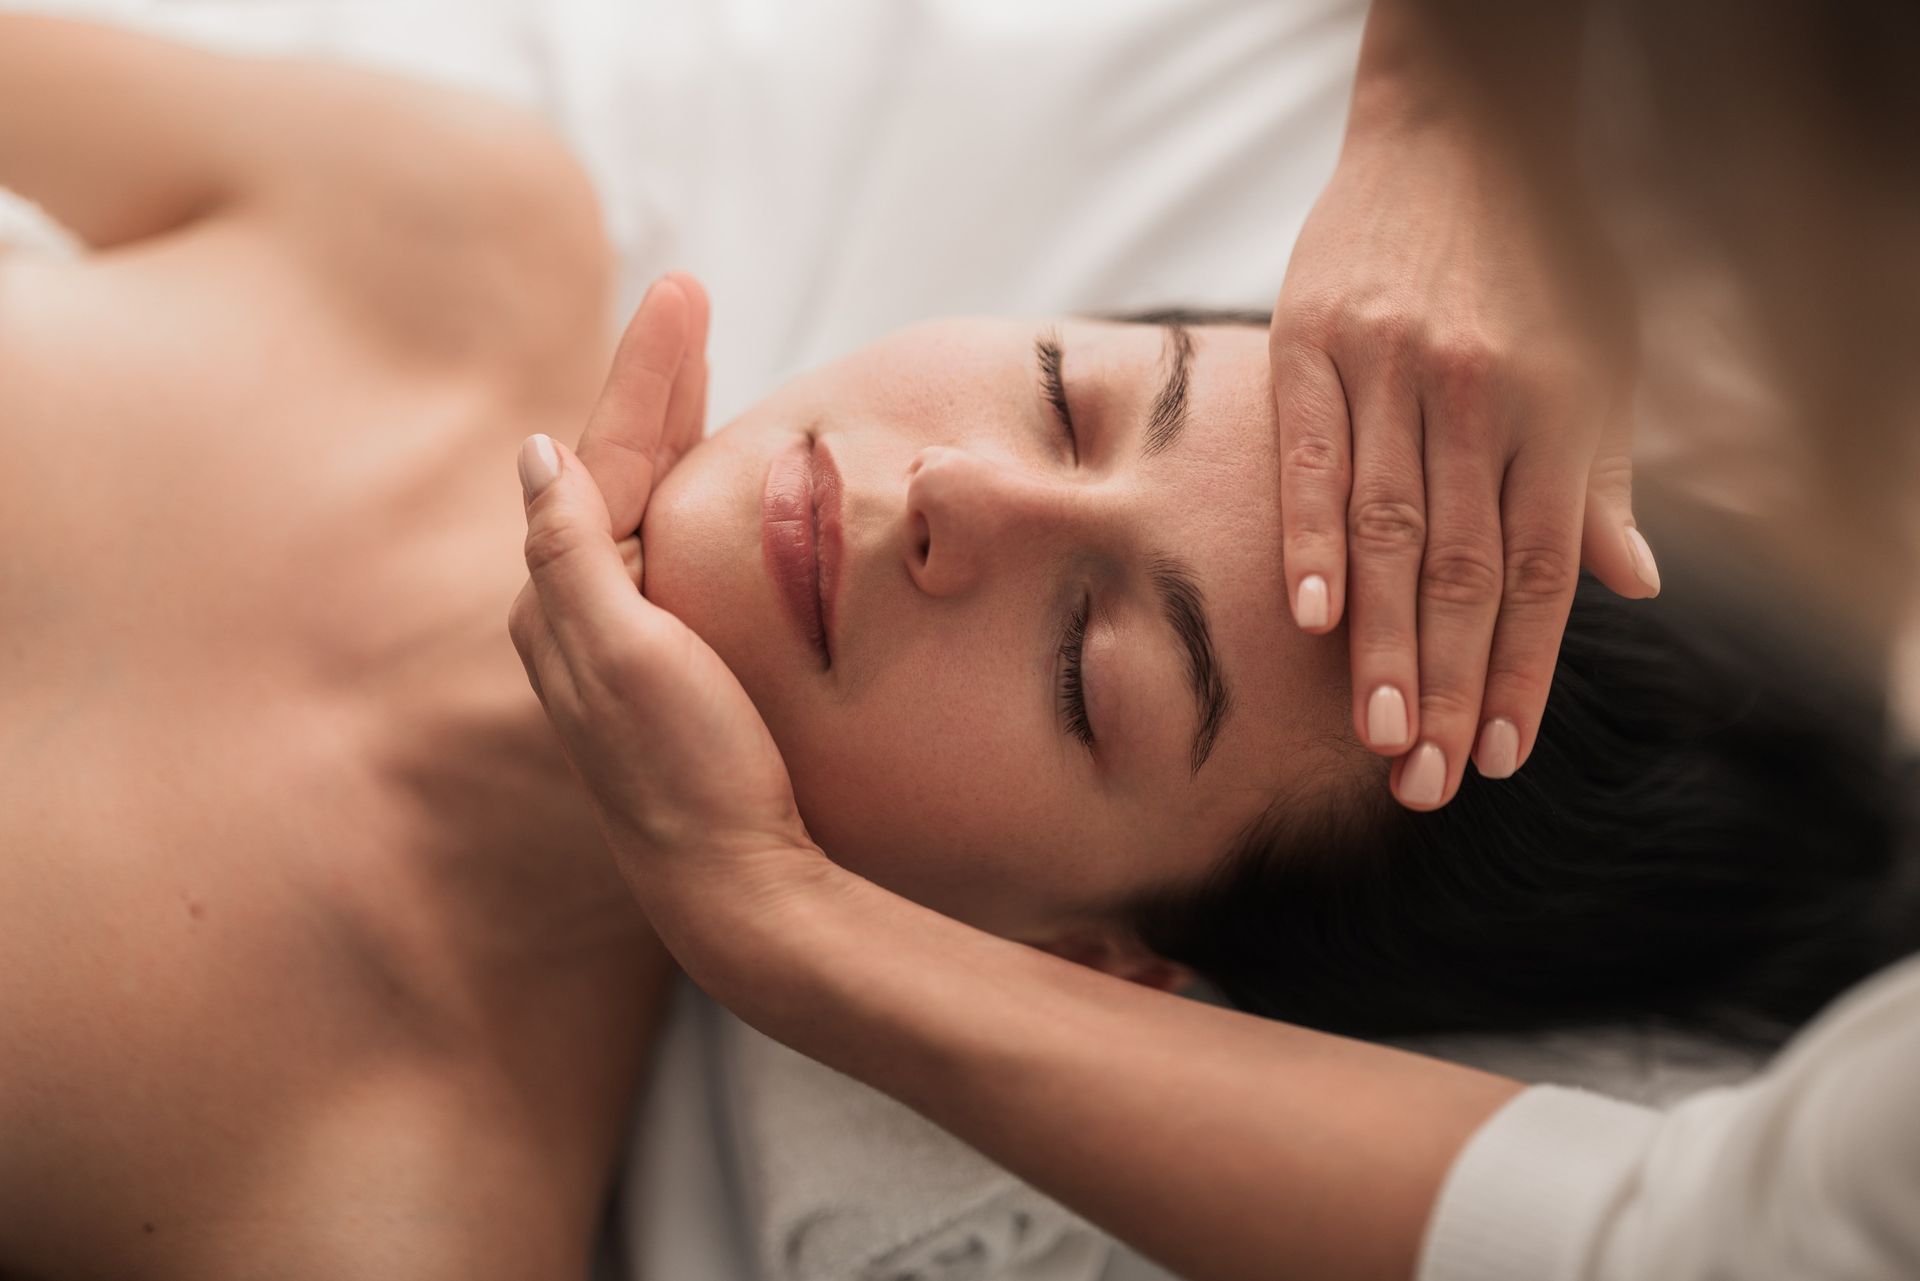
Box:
0 235 631 1062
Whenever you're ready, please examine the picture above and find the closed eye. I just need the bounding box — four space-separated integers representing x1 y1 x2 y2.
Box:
1058 592 1095 749
1035 330 1079 463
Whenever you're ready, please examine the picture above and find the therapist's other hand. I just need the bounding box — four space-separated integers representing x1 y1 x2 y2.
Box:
1271 116 1656 811
508 276 822 915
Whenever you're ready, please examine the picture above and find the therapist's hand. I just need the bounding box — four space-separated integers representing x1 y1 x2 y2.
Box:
1272 109 1657 811
508 275 825 924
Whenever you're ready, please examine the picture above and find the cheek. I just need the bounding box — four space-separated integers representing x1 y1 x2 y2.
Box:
641 429 820 730
779 651 1094 930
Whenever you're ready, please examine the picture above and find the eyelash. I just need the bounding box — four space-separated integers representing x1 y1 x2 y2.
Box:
1058 594 1095 748
1036 335 1079 463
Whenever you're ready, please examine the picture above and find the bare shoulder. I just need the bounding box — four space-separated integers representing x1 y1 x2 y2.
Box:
244 64 616 392
2 17 615 391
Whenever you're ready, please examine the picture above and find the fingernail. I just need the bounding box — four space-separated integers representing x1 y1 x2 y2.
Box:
518 433 560 498
1366 685 1409 750
1295 575 1329 630
1624 526 1661 596
1476 718 1520 779
1399 742 1446 806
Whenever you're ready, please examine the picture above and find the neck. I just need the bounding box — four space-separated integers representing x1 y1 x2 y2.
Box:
368 631 649 961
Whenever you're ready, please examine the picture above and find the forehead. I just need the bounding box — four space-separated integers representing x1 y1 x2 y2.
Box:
1091 322 1353 823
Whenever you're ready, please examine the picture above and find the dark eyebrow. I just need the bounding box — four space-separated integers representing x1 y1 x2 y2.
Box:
1048 320 1228 772
1141 324 1194 458
1149 554 1232 775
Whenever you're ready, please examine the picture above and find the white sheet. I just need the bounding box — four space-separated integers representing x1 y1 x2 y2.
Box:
24 0 1366 426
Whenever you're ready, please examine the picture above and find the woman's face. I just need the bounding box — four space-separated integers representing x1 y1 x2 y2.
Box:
641 318 1354 942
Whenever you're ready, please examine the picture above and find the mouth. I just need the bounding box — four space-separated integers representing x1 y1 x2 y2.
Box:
761 433 844 670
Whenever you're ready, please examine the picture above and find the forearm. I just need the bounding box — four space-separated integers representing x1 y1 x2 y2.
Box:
652 863 1521 1281
1349 0 1586 151
1345 0 1602 252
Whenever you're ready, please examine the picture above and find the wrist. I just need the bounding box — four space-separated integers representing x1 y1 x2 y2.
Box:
627 844 859 1001
1344 0 1468 141
633 849 1071 1115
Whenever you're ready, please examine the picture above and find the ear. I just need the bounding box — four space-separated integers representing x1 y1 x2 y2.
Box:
1026 926 1196 994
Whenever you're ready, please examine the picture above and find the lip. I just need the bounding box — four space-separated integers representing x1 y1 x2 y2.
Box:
761 433 844 669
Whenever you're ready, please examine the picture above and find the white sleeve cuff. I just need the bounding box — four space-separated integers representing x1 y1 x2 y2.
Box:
1417 1085 1661 1281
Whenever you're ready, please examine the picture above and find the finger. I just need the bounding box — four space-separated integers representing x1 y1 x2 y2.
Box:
519 433 651 665
658 271 710 468
576 277 692 538
1391 401 1506 809
1272 332 1350 634
1580 434 1659 599
1474 450 1586 780
1343 375 1425 756
616 535 643 589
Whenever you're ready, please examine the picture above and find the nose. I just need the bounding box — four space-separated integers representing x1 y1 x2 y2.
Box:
903 445 1081 597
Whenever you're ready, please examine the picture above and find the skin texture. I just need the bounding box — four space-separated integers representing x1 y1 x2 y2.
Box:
639 317 1358 943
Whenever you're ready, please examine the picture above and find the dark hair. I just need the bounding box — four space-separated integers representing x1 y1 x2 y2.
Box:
1103 306 1918 1045
1129 563 1920 1047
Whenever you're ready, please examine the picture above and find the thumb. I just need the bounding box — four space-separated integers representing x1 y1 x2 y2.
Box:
1579 439 1660 599
519 433 649 657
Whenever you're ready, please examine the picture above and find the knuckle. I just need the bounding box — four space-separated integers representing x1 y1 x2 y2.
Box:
1277 293 1342 345
1357 304 1415 349
1348 496 1427 556
521 521 580 576
1503 543 1578 607
1287 524 1346 560
507 585 540 639
1354 309 1420 370
1483 657 1553 711
1284 435 1350 487
1419 544 1504 607
1427 336 1503 408
1587 449 1635 500
1419 684 1482 727
1522 347 1593 406
1354 628 1416 662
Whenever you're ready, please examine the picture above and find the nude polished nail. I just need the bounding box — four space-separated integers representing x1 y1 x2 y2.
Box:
1366 685 1409 750
1400 742 1446 806
518 433 559 497
1625 526 1662 596
1295 575 1329 630
1476 718 1520 779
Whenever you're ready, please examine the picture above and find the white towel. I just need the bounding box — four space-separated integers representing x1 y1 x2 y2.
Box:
708 999 1111 1281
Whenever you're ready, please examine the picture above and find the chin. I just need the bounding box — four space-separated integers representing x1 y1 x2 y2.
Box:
640 431 812 737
